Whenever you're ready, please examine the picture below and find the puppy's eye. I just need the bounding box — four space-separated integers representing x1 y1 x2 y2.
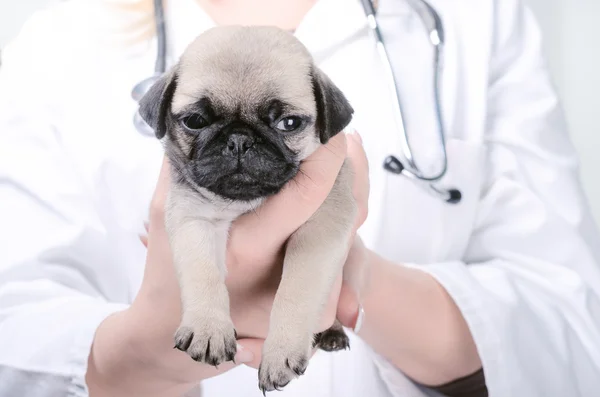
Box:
276 116 303 132
181 114 209 132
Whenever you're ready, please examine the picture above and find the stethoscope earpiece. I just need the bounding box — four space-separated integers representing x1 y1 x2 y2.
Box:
131 74 163 138
131 74 162 102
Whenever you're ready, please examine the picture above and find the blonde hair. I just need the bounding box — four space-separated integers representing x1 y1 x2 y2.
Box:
101 0 157 45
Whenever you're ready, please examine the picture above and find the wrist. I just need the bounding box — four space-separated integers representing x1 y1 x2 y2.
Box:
86 308 196 397
358 254 481 386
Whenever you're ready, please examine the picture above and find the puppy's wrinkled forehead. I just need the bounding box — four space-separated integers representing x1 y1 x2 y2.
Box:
172 26 315 116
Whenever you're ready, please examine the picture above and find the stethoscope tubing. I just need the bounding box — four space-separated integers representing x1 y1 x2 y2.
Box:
153 0 167 75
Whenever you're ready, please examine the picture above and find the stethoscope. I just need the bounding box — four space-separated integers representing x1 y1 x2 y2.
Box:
132 0 462 204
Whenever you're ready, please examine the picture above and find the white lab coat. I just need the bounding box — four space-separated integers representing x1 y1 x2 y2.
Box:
1 0 600 395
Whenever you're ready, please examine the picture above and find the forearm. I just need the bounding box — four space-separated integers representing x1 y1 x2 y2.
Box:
358 250 482 386
86 308 199 397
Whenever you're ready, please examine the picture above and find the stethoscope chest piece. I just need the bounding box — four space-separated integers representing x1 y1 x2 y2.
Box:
131 74 163 137
384 155 462 204
131 74 162 102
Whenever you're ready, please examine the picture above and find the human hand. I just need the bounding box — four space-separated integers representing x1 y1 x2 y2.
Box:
225 130 370 368
100 131 368 397
88 153 252 397
88 131 363 396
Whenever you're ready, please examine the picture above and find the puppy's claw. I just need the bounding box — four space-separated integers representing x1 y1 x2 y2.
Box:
173 318 237 366
286 357 306 376
174 327 194 351
258 345 309 392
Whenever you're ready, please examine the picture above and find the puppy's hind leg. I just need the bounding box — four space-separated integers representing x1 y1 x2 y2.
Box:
314 320 350 352
258 161 356 393
315 232 369 352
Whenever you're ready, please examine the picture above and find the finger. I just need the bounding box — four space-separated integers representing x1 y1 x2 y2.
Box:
346 131 370 231
148 155 172 231
338 235 368 330
144 155 173 270
140 221 150 248
231 133 347 251
336 281 360 329
137 155 179 297
236 338 263 369
237 338 319 370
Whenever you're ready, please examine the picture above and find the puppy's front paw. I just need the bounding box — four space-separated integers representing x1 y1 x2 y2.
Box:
258 341 310 394
174 314 237 367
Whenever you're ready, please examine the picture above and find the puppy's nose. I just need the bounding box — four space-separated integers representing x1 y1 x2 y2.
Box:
226 134 255 156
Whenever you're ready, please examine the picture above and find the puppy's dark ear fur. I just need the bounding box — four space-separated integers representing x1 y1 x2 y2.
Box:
138 66 179 139
312 67 354 144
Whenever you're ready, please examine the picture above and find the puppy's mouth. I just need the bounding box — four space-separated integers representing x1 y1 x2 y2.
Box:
187 141 300 202
211 170 296 201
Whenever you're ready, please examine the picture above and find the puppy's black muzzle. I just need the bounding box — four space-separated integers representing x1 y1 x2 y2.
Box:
188 124 298 202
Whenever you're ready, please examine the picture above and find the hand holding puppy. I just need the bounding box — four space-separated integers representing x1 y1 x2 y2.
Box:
134 26 364 393
88 26 370 396
87 131 369 397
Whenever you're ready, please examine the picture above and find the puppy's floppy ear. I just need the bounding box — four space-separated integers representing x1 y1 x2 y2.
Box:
138 66 179 139
311 66 354 144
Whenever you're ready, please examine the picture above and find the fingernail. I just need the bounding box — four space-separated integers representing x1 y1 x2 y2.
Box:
353 304 365 334
139 234 148 247
234 343 254 364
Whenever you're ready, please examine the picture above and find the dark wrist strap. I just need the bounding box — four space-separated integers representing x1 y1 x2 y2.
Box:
427 368 488 397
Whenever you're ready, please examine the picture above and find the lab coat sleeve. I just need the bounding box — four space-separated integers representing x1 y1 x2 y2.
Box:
371 1 600 396
0 10 131 397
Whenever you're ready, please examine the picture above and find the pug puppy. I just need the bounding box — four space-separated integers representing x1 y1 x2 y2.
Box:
138 25 357 393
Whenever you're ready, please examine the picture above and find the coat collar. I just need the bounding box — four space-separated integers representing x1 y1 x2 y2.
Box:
165 0 367 65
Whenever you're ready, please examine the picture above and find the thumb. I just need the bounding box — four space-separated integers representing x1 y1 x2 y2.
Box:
336 282 361 330
337 235 369 332
231 132 347 252
233 341 257 365
190 341 256 378
235 338 264 369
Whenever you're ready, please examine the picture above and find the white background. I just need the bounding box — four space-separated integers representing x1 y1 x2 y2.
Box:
1 0 599 224
526 0 600 225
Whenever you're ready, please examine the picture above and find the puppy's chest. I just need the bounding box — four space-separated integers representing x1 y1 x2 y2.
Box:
171 185 265 223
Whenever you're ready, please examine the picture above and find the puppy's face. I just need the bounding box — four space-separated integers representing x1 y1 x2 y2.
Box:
139 26 353 201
